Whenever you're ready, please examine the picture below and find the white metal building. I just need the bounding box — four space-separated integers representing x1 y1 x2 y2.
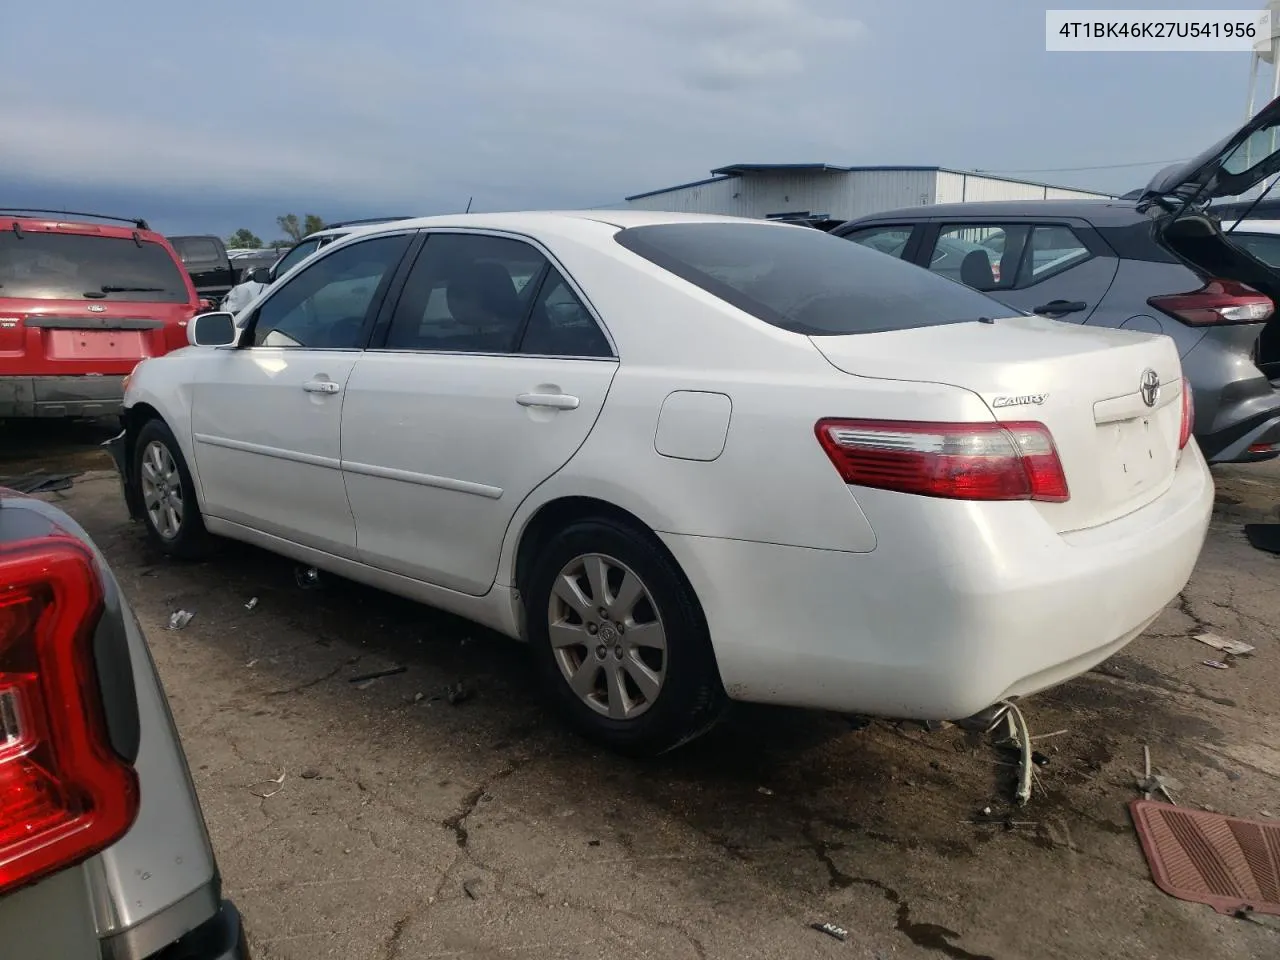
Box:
624 164 1113 223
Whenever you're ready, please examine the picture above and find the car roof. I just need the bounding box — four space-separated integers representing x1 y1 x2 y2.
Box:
0 214 168 244
331 210 776 244
843 199 1143 228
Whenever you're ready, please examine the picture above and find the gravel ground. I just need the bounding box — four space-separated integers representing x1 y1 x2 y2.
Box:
6 420 1280 959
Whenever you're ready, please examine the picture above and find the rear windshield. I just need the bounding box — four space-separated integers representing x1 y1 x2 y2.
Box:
170 236 222 264
614 222 1019 335
0 232 190 302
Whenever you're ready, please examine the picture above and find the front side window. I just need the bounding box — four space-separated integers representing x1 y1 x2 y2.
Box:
251 235 409 348
271 238 325 279
842 226 913 259
383 233 548 353
0 232 190 302
615 222 1016 336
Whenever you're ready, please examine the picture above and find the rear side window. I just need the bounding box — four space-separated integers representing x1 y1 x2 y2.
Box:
1228 231 1280 268
615 222 1016 335
0 232 190 302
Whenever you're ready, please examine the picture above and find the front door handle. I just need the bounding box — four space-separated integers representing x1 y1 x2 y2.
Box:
1033 299 1088 316
302 378 342 395
516 392 579 411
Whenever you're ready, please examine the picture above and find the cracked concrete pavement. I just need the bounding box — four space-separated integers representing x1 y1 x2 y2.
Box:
6 421 1280 959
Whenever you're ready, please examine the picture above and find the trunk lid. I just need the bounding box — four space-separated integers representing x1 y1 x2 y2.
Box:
0 298 191 376
810 315 1186 533
1140 96 1280 208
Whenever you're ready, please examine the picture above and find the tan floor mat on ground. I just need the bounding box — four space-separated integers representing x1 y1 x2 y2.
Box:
1130 799 1280 916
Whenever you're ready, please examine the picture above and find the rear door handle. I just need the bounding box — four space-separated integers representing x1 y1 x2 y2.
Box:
1033 299 1088 316
302 378 342 395
516 392 579 410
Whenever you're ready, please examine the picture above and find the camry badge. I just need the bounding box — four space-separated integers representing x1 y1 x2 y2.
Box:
87 304 106 313
992 393 1048 409
1139 369 1160 408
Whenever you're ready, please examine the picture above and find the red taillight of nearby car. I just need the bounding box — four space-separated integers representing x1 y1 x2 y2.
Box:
1179 377 1194 451
815 419 1070 502
0 537 139 897
1148 279 1274 326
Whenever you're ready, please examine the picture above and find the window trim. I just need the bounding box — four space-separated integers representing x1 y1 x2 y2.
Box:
239 230 417 351
365 227 618 361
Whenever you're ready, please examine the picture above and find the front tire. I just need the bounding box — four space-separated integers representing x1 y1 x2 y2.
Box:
525 518 726 755
132 418 213 559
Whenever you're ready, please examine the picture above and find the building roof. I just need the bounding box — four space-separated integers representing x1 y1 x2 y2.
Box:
625 164 1113 203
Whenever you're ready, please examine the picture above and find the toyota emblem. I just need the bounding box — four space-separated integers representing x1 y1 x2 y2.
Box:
86 304 106 313
1139 369 1160 408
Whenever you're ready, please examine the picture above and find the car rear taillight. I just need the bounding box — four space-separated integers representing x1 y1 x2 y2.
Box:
815 419 1070 502
1148 280 1274 326
0 537 138 897
1179 377 1194 451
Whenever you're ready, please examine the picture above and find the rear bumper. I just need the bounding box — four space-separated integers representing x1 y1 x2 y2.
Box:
661 445 1214 720
0 375 126 419
141 901 248 960
1195 374 1280 463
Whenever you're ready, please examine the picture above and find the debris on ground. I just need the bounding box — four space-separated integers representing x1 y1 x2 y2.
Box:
994 700 1034 806
1244 522 1280 555
294 565 323 590
300 768 320 780
463 878 487 900
347 666 408 684
249 770 286 799
245 659 259 668
758 786 774 796
1031 729 1069 742
168 609 194 630
1194 633 1255 656
244 597 259 611
1134 745 1181 804
810 922 848 942
445 681 472 705
0 470 81 494
1203 659 1231 670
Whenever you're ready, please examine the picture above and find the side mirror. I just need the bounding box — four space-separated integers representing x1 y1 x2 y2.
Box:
249 266 272 284
187 311 238 347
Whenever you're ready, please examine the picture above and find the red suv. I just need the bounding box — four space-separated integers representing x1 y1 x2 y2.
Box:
0 210 203 419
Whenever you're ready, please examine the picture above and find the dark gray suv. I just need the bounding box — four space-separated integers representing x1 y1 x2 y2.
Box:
835 99 1280 464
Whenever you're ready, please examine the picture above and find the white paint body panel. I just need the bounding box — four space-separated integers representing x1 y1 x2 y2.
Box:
123 209 1213 719
654 391 732 461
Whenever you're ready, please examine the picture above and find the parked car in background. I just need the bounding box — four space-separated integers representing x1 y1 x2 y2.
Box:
168 235 235 305
226 248 280 284
0 491 247 960
219 217 413 316
0 210 203 420
836 98 1280 466
108 210 1210 755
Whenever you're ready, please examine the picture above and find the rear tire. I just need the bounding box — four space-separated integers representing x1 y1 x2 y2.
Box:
132 418 214 559
525 517 726 756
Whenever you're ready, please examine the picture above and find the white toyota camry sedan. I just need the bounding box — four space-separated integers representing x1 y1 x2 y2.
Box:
107 210 1214 754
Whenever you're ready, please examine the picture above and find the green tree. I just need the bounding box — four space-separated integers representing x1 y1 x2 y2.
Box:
277 213 326 243
276 214 303 242
225 228 262 249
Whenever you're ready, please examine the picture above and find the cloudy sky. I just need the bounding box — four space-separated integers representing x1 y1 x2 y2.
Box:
0 0 1266 239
